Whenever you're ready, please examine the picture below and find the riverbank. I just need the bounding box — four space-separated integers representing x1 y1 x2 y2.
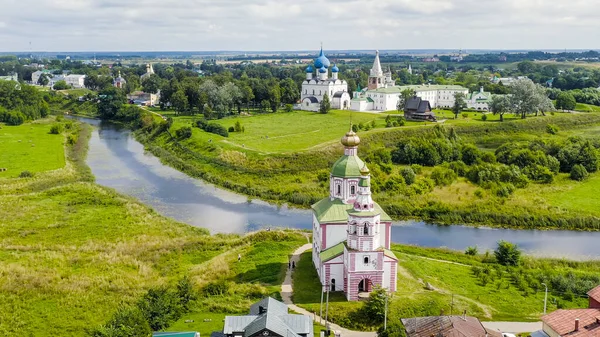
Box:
134 110 600 231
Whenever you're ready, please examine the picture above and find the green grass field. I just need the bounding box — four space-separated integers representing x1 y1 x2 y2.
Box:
0 120 65 178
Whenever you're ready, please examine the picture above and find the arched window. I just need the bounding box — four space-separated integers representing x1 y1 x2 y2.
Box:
364 223 369 235
331 279 336 291
336 184 341 195
363 256 369 264
351 186 356 195
313 89 315 95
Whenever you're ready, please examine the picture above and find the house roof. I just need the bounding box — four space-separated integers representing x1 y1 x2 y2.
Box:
401 316 502 337
311 197 392 224
223 297 312 337
405 97 432 114
319 242 345 262
542 309 600 337
587 286 600 302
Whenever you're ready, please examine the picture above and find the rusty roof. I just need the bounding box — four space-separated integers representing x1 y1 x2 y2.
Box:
401 316 501 337
542 309 600 337
588 286 600 303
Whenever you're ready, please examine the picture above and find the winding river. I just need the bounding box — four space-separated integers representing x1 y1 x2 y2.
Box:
77 117 600 260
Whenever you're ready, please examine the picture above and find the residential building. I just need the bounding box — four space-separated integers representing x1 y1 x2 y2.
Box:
222 297 313 337
491 76 528 86
300 47 351 111
404 97 436 121
31 70 51 85
311 129 398 301
465 86 493 111
401 315 502 337
0 73 18 82
64 74 86 88
539 285 600 337
128 91 160 107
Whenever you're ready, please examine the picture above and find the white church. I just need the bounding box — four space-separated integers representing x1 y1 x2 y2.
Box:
300 48 351 111
311 129 398 301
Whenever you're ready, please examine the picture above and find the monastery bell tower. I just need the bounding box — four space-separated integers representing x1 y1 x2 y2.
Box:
368 50 384 90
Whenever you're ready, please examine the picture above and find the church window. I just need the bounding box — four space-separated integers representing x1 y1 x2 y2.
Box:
351 186 356 195
336 184 341 195
331 279 336 291
313 89 315 95
363 256 369 264
364 223 369 235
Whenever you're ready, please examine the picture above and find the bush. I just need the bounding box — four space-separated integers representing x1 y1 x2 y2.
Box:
175 126 192 139
89 306 151 337
570 164 589 181
460 144 481 165
494 240 521 266
234 121 243 132
228 126 234 132
461 112 469 118
430 167 457 186
0 110 25 125
284 104 293 112
546 124 559 135
400 167 416 185
465 246 478 256
137 287 182 331
481 114 487 121
19 170 33 178
67 134 78 145
196 120 229 137
493 183 516 198
49 123 64 134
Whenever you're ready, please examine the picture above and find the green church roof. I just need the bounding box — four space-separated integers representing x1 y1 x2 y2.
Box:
319 242 345 262
331 155 365 178
359 177 369 187
311 197 391 224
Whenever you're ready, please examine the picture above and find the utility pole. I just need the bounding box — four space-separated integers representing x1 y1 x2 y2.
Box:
384 291 389 330
542 283 548 314
320 284 324 324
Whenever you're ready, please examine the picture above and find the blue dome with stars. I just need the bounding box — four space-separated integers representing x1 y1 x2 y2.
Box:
314 48 330 69
331 64 339 73
319 66 327 74
305 65 314 73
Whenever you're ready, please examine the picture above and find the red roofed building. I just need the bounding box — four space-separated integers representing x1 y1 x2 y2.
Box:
401 315 502 337
588 286 600 309
541 285 600 337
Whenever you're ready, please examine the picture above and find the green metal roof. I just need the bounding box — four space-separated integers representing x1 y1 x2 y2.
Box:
378 248 398 261
319 242 345 262
369 85 468 94
359 178 369 187
311 197 392 223
331 155 365 178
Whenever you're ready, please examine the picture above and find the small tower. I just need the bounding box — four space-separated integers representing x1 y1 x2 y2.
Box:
368 50 384 90
331 64 339 80
113 71 126 89
305 65 314 80
408 64 413 75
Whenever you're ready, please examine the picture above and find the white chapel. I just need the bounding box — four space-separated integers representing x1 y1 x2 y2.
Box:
311 129 398 301
300 47 351 111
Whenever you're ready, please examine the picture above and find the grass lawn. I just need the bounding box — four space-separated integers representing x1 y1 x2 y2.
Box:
0 120 65 178
169 110 388 153
574 103 600 112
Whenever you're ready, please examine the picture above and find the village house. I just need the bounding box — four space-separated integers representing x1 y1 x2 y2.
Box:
64 74 86 88
539 285 600 337
404 97 436 121
401 315 502 337
221 297 313 337
465 86 493 111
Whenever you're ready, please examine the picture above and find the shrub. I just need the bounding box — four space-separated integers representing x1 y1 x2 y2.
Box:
430 167 457 186
0 110 25 125
49 123 64 134
19 170 33 178
460 144 481 165
137 287 182 331
196 120 229 137
67 133 78 145
228 126 234 132
175 126 192 139
89 306 151 337
474 189 484 199
546 124 559 135
465 246 478 256
234 121 243 132
494 240 521 266
570 164 589 181
410 164 422 174
446 161 468 176
461 112 469 118
493 183 516 198
284 104 293 112
481 114 487 121
202 280 230 296
400 167 416 185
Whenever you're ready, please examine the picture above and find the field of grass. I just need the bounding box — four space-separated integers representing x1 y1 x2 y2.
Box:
293 244 598 331
574 103 600 112
0 120 65 178
0 120 309 336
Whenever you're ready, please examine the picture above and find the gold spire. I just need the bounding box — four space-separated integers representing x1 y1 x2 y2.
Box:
341 127 360 147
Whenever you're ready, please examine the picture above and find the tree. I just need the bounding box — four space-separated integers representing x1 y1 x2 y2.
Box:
97 87 126 120
171 89 188 115
510 78 554 119
397 88 416 112
319 93 331 114
89 306 151 337
489 95 511 122
570 164 589 181
176 275 197 312
452 92 467 119
363 286 388 323
37 73 50 86
142 74 163 94
555 91 576 111
52 80 70 90
137 287 182 331
280 78 299 104
494 240 521 266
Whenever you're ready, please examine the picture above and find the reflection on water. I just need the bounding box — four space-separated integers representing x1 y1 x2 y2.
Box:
77 117 600 260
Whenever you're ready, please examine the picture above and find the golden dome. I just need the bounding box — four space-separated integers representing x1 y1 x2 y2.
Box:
360 165 370 175
341 130 360 147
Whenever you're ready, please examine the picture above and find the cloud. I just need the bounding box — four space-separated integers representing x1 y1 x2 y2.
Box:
0 0 598 51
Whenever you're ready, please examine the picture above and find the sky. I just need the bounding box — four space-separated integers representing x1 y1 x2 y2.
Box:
0 0 598 52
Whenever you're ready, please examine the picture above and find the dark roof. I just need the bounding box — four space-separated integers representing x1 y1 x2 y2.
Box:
588 286 600 302
418 100 431 113
405 97 432 114
542 309 600 337
401 316 501 337
224 297 313 337
303 96 319 103
332 91 345 98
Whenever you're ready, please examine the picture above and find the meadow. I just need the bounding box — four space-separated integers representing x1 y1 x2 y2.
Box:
0 120 65 178
0 119 309 336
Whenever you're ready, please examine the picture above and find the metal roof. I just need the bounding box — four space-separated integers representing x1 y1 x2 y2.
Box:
311 197 392 224
319 242 345 262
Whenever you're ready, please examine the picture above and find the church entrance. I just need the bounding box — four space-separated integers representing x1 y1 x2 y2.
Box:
358 279 372 293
